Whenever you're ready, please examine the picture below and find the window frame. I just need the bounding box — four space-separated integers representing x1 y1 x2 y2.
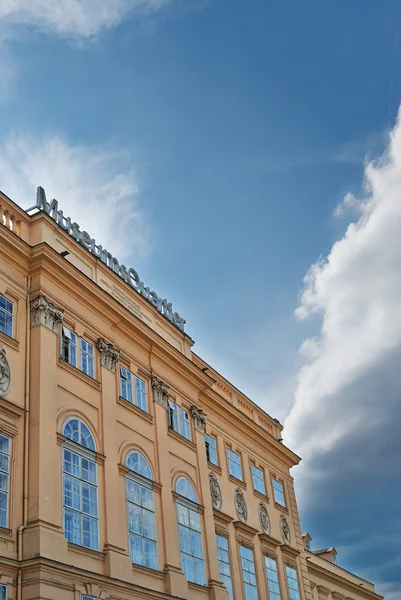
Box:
227 448 243 481
61 326 95 379
175 477 206 586
216 533 234 600
0 295 13 339
0 434 11 529
272 478 286 507
80 338 94 378
285 565 301 600
239 544 259 600
264 555 282 600
251 464 266 496
125 452 158 570
61 418 99 551
205 433 218 466
168 400 191 441
0 585 7 600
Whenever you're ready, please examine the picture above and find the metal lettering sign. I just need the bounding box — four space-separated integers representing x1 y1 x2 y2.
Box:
29 187 186 332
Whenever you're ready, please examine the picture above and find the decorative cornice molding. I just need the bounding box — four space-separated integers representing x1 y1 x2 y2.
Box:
96 338 120 372
151 376 169 407
190 405 207 432
0 345 11 398
213 508 234 526
30 295 64 332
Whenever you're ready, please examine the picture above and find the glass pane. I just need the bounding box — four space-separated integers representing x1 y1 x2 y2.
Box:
0 436 10 455
82 515 98 550
82 458 97 484
64 475 81 510
82 483 98 517
64 508 81 545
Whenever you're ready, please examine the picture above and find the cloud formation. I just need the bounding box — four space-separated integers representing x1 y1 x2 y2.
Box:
0 133 150 261
285 109 401 597
0 0 169 38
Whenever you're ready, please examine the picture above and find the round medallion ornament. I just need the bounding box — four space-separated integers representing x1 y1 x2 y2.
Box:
234 488 248 523
259 502 270 535
209 472 222 510
280 514 291 544
0 345 11 398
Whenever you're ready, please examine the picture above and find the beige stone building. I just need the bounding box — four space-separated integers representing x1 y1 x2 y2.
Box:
0 187 383 600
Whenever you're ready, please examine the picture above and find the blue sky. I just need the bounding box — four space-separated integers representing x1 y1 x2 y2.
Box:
1 1 401 597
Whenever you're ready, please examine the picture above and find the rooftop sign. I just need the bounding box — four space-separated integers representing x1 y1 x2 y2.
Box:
29 187 186 332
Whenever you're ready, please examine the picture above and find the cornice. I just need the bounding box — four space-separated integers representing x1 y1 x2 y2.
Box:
233 520 259 539
213 508 234 526
258 532 281 552
280 543 300 561
306 557 383 600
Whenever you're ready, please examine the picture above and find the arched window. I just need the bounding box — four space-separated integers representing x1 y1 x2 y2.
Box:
62 418 99 550
125 451 157 570
175 477 205 585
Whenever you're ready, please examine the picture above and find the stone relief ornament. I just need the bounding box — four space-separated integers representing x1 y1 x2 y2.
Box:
0 345 11 398
259 502 270 535
234 488 248 523
209 472 222 510
190 405 207 432
280 514 291 544
96 338 120 372
30 295 64 332
151 376 169 407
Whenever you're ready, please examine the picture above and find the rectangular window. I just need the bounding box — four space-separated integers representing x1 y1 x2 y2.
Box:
239 545 258 600
120 367 133 403
286 566 301 600
62 326 77 367
251 465 266 495
216 535 233 600
135 376 147 411
168 401 191 441
227 449 243 481
0 296 13 338
205 434 218 465
80 339 94 378
126 477 157 570
272 479 286 507
265 556 282 600
177 502 205 585
81 596 101 600
63 447 99 550
0 586 6 600
0 435 10 528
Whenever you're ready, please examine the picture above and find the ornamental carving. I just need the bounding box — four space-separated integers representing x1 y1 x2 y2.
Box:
0 345 11 398
190 405 207 432
259 502 270 535
280 514 291 544
151 376 169 407
30 295 64 332
209 472 222 510
234 488 248 523
96 338 120 372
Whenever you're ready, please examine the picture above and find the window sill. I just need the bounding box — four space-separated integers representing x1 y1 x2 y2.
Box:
207 462 222 475
168 427 196 451
132 562 165 579
0 526 12 539
58 358 101 390
117 396 153 423
67 542 105 560
228 474 246 489
254 490 269 503
0 330 18 351
274 502 288 513
188 581 209 592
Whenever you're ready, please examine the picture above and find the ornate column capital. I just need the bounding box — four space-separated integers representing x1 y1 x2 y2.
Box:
30 295 64 332
151 376 169 407
190 405 207 432
0 345 11 398
96 338 120 372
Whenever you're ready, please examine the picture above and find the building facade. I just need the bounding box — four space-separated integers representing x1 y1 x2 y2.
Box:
0 189 382 600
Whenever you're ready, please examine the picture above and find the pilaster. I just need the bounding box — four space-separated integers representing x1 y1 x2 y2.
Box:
97 339 132 579
24 295 68 561
152 377 188 596
192 404 229 600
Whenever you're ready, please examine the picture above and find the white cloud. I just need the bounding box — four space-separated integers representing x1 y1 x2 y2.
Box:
284 110 401 596
0 133 151 260
0 0 169 39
